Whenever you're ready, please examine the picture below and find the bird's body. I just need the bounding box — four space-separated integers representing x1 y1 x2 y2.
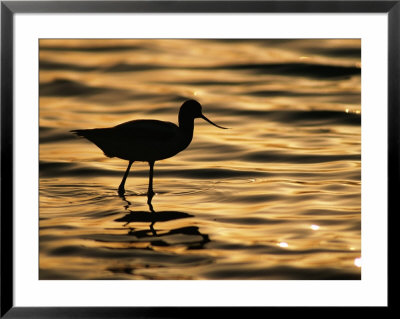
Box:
71 100 226 198
73 119 192 162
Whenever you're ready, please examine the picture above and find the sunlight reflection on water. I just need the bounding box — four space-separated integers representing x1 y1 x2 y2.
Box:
39 39 361 280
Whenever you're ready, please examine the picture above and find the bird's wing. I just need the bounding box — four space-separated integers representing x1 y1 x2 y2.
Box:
113 119 179 142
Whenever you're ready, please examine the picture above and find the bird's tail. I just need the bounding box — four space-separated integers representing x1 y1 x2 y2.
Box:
70 128 105 143
70 129 90 137
70 128 115 158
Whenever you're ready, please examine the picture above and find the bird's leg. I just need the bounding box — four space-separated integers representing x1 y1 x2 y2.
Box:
149 222 157 236
118 161 133 196
147 161 155 208
147 196 155 213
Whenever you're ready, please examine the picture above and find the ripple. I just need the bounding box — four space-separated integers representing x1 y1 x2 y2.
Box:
218 216 288 225
218 109 361 126
102 62 168 73
209 62 360 78
164 168 271 179
40 78 128 97
39 161 120 177
47 244 212 265
246 89 359 98
305 47 361 58
40 44 142 52
240 150 360 164
39 60 98 71
203 264 360 280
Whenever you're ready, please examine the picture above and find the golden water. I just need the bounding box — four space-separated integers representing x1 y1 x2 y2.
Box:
39 39 361 279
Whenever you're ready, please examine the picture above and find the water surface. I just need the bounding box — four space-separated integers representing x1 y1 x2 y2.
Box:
39 39 361 280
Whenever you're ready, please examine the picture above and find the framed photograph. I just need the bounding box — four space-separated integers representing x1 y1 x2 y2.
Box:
1 0 395 317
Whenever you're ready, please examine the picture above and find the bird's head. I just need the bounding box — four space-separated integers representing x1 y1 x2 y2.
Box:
179 99 227 129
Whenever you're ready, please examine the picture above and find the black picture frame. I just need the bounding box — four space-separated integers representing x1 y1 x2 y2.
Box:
1 0 396 317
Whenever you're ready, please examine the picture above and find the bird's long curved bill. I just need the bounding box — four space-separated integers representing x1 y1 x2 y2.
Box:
201 114 228 129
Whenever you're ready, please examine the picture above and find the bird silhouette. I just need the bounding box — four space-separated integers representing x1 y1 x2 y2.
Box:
71 99 227 201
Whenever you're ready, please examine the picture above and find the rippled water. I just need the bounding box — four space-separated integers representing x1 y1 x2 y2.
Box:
39 39 361 280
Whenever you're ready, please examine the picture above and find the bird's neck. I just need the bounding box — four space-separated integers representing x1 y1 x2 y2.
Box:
179 115 195 131
178 116 195 140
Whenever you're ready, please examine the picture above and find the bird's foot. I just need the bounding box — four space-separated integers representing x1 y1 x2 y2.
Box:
147 190 155 212
118 186 126 197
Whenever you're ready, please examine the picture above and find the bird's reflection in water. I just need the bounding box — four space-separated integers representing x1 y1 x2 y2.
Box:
115 194 210 249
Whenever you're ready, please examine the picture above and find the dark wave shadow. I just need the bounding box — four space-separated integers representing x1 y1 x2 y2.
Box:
39 161 122 178
102 62 167 72
39 78 127 96
40 44 142 52
39 160 272 179
304 47 361 58
40 79 165 107
246 89 359 98
39 60 168 73
39 60 99 72
39 78 174 103
39 58 359 79
203 264 361 280
241 150 361 164
207 62 360 78
153 80 259 87
212 108 361 126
